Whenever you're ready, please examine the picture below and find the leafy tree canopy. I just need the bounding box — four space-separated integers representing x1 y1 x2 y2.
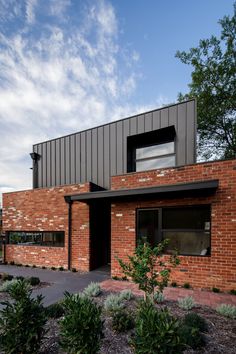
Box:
176 3 236 160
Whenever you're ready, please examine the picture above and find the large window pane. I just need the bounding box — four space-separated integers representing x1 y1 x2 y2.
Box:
137 210 159 246
163 231 211 256
136 155 175 172
162 206 210 230
136 142 174 159
8 231 65 247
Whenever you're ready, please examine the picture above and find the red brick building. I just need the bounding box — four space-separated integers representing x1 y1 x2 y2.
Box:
2 100 236 290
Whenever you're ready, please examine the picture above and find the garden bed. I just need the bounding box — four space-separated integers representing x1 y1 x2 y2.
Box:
40 291 236 354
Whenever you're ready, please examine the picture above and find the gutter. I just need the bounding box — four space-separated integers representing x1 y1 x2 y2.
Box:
65 196 72 270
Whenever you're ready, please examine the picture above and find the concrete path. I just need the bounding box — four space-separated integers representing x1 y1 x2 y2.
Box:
0 265 109 306
101 279 236 309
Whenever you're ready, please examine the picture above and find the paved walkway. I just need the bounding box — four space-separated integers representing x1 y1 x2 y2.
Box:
100 279 236 309
0 265 109 306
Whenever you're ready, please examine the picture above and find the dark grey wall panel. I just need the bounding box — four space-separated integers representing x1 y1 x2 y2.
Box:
33 100 196 190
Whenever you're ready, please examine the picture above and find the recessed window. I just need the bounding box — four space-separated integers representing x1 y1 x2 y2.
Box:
7 231 65 247
137 206 211 256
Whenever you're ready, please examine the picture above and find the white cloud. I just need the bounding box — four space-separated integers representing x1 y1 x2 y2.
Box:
26 0 37 24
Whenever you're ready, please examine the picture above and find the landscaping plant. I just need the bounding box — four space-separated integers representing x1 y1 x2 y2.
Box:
119 289 133 301
134 300 184 353
178 325 205 349
28 276 40 286
60 292 103 354
118 239 180 300
0 279 46 354
153 291 165 303
182 312 208 332
216 304 236 319
111 309 134 333
104 293 124 313
83 282 101 297
46 302 65 319
178 296 195 310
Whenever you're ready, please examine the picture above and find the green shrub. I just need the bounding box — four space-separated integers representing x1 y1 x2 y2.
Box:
16 263 22 267
28 277 40 286
134 300 183 354
118 240 180 301
230 289 236 295
25 264 29 267
9 261 15 266
60 292 103 354
178 296 195 310
216 304 236 319
112 275 119 280
32 265 36 268
171 281 177 287
2 274 14 282
59 266 64 271
0 279 46 354
153 291 165 303
51 266 56 270
212 287 220 293
178 325 205 349
182 312 208 332
42 266 46 269
183 282 191 289
83 282 101 297
104 293 124 313
16 276 25 281
46 302 65 319
0 279 20 292
111 309 134 333
119 289 133 301
71 268 77 272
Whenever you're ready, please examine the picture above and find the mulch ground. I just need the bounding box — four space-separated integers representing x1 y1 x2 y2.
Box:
40 291 236 354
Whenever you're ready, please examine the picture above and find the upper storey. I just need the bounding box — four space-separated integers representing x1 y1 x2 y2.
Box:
32 99 196 189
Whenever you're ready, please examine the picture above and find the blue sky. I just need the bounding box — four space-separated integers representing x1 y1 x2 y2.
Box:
0 0 234 204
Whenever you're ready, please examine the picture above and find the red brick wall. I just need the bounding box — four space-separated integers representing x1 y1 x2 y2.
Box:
111 159 236 291
3 183 90 269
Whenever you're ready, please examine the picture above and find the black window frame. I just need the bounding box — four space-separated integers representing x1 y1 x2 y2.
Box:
6 231 65 248
136 205 211 257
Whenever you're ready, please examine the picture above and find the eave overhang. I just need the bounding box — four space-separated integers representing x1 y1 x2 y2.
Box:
64 179 219 204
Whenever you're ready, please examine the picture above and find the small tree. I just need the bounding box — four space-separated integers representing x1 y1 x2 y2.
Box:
118 239 180 300
0 279 46 354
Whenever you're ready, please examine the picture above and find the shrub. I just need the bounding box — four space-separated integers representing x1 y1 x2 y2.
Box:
178 296 195 310
111 309 134 333
216 304 236 319
178 325 205 349
104 294 124 313
60 292 103 354
83 282 101 298
32 265 36 268
46 302 65 319
42 266 46 269
182 312 208 332
9 261 15 266
230 289 236 295
119 289 133 301
28 277 40 286
112 275 119 280
153 291 165 303
183 282 191 289
0 279 20 292
118 240 180 301
2 274 14 282
171 281 177 287
0 279 46 354
16 276 25 281
16 263 22 267
71 268 77 272
51 266 56 270
25 264 30 267
212 287 220 293
134 300 183 354
59 266 64 271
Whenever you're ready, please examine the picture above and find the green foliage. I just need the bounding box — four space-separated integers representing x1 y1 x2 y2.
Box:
212 287 220 293
171 281 177 287
0 279 46 354
16 263 22 267
25 264 30 267
51 266 56 270
111 309 134 333
178 325 205 349
46 302 65 319
32 265 36 268
71 268 77 272
119 289 133 301
104 293 124 313
176 3 236 159
183 282 190 289
182 312 208 332
133 300 184 354
9 261 15 265
59 266 64 271
28 277 40 286
118 240 179 300
83 282 101 297
178 296 195 310
16 276 25 281
60 292 103 354
216 304 236 319
0 279 20 292
42 266 46 269
2 274 14 282
153 291 165 303
230 289 236 295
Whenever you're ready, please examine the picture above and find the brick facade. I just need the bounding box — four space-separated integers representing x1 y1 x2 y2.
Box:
111 159 236 291
2 159 236 291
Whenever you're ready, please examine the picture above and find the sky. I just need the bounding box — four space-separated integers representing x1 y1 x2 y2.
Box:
0 0 234 206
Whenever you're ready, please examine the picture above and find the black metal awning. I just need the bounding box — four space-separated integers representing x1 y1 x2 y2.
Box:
64 179 219 204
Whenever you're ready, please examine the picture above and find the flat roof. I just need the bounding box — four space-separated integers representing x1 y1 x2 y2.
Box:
64 179 219 203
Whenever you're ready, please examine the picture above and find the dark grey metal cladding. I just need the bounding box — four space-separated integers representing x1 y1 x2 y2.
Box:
33 99 196 189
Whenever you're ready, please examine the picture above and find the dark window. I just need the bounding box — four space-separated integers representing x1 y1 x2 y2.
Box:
137 206 211 256
7 231 65 247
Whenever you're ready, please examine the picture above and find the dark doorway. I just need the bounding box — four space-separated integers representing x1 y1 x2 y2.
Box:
90 201 111 271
